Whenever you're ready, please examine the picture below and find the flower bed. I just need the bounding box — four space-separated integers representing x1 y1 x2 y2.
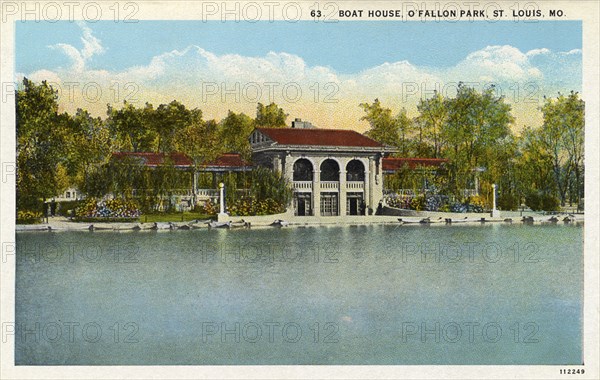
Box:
385 192 486 213
75 198 141 220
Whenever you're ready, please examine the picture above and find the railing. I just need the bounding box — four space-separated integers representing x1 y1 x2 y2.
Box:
196 189 219 198
293 181 313 191
131 188 194 197
320 181 339 190
195 189 251 199
346 181 364 190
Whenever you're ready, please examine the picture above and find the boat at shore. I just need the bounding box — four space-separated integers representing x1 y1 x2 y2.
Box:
207 220 250 229
230 220 251 229
207 221 231 229
444 217 487 224
150 222 174 230
270 219 289 227
398 217 443 224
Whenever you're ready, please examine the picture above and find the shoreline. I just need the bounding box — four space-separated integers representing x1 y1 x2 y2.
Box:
15 211 584 232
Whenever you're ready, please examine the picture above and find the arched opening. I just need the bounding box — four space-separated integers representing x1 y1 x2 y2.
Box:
320 159 340 181
346 160 365 181
293 159 313 181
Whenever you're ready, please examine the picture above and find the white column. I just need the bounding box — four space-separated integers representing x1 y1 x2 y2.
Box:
273 155 281 174
313 169 321 216
368 157 377 214
218 182 228 221
372 156 384 209
283 153 294 182
363 168 370 216
192 170 198 204
491 183 500 218
339 169 347 216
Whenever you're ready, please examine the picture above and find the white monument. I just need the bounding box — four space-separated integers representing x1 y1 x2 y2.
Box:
491 183 500 218
217 182 229 222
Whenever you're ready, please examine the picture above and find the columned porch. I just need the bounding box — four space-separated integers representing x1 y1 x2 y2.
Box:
289 155 381 217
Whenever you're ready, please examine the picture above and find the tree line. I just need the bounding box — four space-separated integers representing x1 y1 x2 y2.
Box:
16 78 584 214
362 83 584 210
16 78 288 213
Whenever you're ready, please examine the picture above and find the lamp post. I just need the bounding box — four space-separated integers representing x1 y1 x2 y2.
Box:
491 184 500 218
219 182 225 214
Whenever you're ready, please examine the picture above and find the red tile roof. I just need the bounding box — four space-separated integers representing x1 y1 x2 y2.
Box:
204 153 252 168
111 152 251 168
383 157 448 171
256 128 384 148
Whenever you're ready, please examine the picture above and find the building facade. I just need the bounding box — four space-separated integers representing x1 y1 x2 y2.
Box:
249 122 394 216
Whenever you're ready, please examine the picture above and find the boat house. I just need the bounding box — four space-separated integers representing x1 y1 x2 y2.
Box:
57 118 461 216
249 120 394 216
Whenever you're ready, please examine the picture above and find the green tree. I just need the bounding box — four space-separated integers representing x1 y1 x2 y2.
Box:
62 109 112 193
395 108 414 156
360 99 416 155
175 118 221 166
255 102 288 128
16 78 68 211
249 166 292 206
106 101 157 152
416 91 447 158
360 99 400 148
219 111 255 159
515 126 555 198
539 92 585 206
441 84 514 197
150 100 200 153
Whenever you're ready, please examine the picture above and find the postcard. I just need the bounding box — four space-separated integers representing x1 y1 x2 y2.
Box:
1 1 598 379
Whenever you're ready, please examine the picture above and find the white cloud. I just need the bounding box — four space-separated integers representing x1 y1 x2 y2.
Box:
26 26 581 132
47 21 105 73
450 45 543 82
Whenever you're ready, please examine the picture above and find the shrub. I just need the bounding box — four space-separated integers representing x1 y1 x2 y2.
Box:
57 200 82 217
410 195 426 211
226 196 286 216
497 193 520 211
425 194 448 211
540 194 560 211
450 202 468 213
525 192 542 211
193 201 218 215
465 195 485 213
525 192 560 211
17 210 43 224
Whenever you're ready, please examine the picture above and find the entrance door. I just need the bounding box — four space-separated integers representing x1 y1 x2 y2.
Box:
346 193 363 216
297 197 306 216
349 198 358 215
320 193 338 216
295 193 311 216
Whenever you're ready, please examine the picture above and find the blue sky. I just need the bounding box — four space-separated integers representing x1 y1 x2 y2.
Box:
16 20 581 74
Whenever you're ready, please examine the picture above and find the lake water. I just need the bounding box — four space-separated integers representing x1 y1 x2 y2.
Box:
15 223 583 365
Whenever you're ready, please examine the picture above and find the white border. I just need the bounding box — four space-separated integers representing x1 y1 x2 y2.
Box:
1 1 598 379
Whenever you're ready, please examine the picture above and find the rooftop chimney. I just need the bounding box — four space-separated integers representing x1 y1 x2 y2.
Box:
291 118 314 129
